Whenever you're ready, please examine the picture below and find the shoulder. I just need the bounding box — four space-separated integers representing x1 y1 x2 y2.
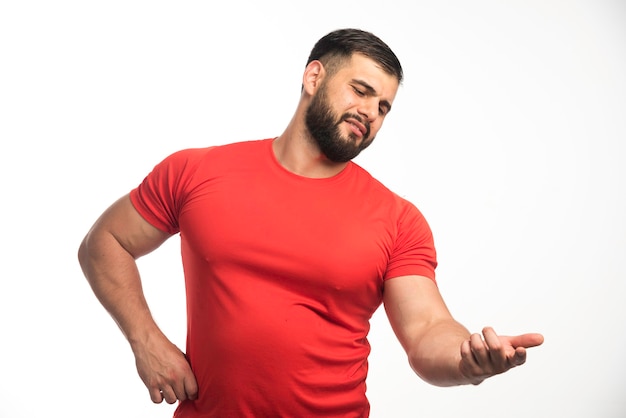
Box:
350 162 420 212
161 139 271 169
204 138 271 157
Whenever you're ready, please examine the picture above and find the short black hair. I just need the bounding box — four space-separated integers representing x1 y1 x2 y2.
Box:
306 28 403 83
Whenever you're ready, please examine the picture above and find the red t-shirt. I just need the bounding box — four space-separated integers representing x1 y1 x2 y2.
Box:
130 139 437 417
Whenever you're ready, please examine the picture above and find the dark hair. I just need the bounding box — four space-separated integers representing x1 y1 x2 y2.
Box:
306 28 403 84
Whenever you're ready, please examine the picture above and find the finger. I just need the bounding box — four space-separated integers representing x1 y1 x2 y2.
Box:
149 387 164 404
460 339 470 357
160 386 178 405
184 374 199 401
511 346 528 367
482 327 502 351
171 380 188 402
460 339 486 385
469 332 489 366
461 340 480 373
172 376 197 402
507 333 545 349
482 327 506 366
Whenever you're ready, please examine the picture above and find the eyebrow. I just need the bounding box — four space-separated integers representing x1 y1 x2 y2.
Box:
352 79 393 113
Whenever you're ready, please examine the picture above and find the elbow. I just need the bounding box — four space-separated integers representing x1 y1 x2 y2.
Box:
77 235 90 274
77 231 99 279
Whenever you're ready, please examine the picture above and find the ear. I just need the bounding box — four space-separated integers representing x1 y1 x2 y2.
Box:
302 60 326 95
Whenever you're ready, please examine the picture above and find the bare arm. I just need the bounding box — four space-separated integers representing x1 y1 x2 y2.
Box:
78 194 197 404
383 275 544 386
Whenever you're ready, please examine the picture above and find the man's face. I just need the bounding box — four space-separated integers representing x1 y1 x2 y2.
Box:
305 82 373 162
304 54 399 163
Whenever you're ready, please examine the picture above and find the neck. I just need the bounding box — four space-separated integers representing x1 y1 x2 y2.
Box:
273 118 348 179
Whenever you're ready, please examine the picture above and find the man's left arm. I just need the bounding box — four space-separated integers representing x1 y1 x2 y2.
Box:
383 275 544 386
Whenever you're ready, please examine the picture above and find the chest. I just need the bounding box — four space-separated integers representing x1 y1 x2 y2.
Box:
177 169 397 308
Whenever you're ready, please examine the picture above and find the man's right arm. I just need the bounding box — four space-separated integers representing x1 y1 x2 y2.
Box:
77 194 198 404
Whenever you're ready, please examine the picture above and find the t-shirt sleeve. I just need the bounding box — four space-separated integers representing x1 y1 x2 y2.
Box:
129 148 209 234
384 200 438 283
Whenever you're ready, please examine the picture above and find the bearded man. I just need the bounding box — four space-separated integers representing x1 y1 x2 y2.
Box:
78 28 543 418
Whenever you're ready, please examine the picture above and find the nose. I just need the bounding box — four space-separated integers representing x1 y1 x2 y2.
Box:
357 99 377 123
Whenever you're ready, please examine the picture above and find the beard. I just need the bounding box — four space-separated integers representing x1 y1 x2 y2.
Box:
304 84 373 163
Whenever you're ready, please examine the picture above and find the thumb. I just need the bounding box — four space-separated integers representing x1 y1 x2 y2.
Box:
507 333 544 349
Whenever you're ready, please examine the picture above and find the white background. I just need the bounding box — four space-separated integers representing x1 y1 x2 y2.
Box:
1 1 625 417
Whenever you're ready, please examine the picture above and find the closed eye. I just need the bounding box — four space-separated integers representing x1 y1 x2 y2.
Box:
353 86 365 96
351 80 392 116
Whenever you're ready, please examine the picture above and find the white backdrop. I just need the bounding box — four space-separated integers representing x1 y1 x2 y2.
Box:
1 1 625 417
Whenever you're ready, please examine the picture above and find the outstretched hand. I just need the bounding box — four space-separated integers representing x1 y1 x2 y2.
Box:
459 326 544 385
132 334 198 405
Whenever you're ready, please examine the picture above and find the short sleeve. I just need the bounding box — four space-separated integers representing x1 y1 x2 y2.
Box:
129 148 211 234
384 200 438 283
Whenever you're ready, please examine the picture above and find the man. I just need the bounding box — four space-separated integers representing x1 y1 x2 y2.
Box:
78 28 544 417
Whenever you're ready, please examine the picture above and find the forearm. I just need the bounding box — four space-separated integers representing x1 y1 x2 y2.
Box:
78 230 162 347
408 319 474 387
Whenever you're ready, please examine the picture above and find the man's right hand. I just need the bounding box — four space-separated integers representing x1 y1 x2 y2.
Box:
132 333 198 404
